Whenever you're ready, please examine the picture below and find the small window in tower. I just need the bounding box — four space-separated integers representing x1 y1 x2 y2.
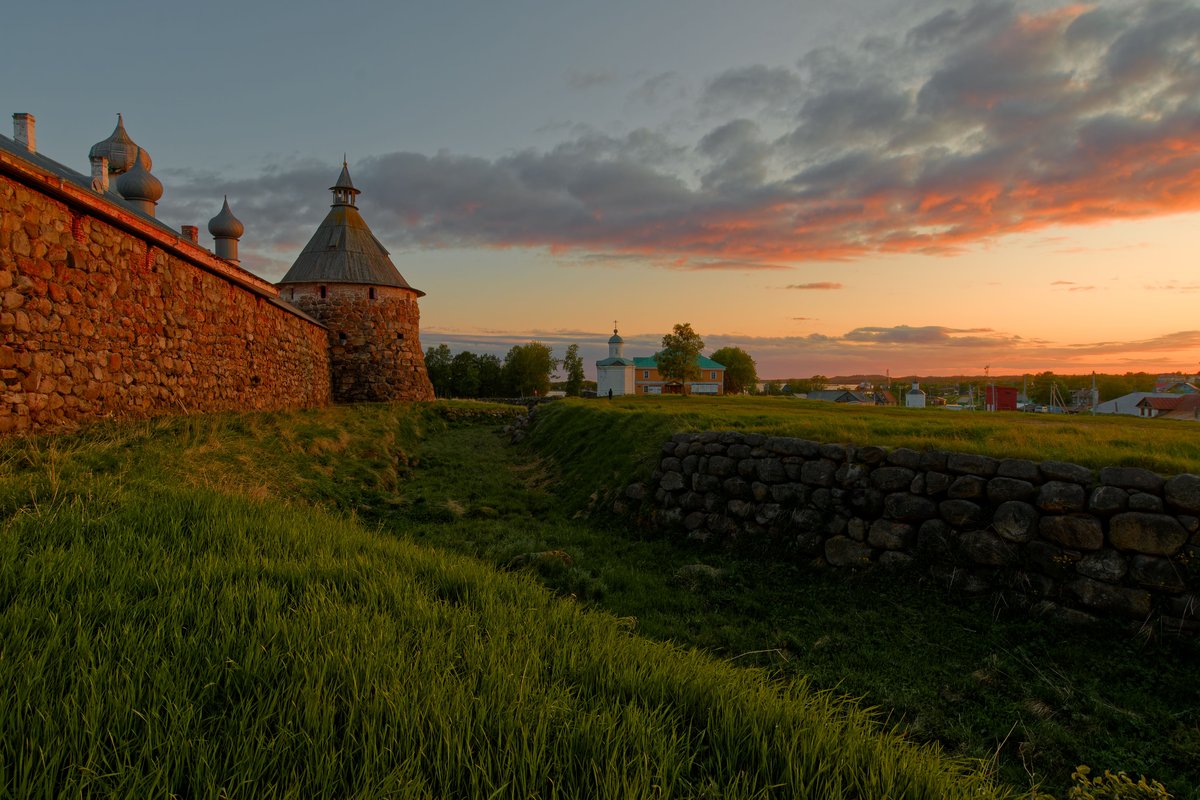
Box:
396 332 404 340
369 287 376 300
289 288 295 299
338 332 347 345
320 285 327 299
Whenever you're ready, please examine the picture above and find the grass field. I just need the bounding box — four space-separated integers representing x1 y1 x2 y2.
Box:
1 399 1197 797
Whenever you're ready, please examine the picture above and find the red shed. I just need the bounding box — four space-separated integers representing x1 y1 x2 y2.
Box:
986 386 1019 411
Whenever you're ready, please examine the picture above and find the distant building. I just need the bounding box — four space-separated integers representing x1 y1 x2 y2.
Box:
905 381 926 408
595 326 725 396
985 386 1019 411
1136 395 1200 420
806 390 874 404
1094 392 1177 416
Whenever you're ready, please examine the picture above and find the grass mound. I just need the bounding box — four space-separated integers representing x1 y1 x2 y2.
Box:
0 406 1011 798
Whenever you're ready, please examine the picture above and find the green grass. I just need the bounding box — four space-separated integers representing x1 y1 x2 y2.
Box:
0 405 1012 799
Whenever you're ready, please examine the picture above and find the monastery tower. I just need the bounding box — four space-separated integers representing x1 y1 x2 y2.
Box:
278 162 434 402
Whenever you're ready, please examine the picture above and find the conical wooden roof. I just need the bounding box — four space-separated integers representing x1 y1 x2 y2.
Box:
279 163 422 294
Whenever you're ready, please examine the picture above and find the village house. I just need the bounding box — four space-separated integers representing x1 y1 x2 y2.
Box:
596 326 724 396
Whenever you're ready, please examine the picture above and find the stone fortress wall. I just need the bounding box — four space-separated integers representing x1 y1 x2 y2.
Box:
627 430 1200 633
0 169 331 434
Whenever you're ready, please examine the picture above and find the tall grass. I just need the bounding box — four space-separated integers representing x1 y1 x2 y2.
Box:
0 409 1013 798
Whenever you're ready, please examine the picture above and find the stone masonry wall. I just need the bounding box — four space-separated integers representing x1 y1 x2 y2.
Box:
284 283 433 403
0 172 331 433
626 431 1200 633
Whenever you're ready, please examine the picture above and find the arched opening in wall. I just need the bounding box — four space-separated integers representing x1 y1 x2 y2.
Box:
338 332 347 346
250 375 262 388
369 287 376 300
289 288 295 299
396 332 404 340
320 285 327 299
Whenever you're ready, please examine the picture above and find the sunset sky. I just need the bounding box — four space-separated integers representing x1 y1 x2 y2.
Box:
9 0 1199 379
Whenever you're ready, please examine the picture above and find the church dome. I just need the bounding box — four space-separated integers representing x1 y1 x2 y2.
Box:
89 114 152 174
115 155 163 203
208 196 245 239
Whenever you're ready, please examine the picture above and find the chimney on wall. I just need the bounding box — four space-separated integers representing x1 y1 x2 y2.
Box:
90 155 110 193
181 225 199 244
12 113 36 153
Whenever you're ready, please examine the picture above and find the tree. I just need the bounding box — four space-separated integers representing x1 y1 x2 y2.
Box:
476 354 504 397
424 344 453 398
449 350 481 398
502 342 557 397
561 344 585 397
809 374 829 391
709 346 757 395
657 323 704 395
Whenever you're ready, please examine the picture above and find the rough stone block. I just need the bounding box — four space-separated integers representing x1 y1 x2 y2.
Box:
1040 515 1104 550
1088 485 1128 515
1109 512 1188 556
987 476 1035 504
939 499 986 528
1129 555 1186 592
660 471 685 492
825 536 873 567
1164 474 1200 513
946 452 998 476
800 459 836 487
1040 460 1094 485
947 475 987 500
1075 550 1128 583
997 458 1040 481
871 466 916 492
924 471 953 495
855 445 887 465
959 530 1018 566
757 458 787 483
1128 492 1164 513
1100 466 1164 493
1037 481 1087 513
868 519 915 550
886 447 921 468
884 492 938 522
1069 577 1151 618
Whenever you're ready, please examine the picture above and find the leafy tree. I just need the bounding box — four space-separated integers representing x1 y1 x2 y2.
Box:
424 344 453 398
477 354 504 397
450 350 481 398
709 346 758 395
657 323 704 395
562 344 586 397
809 374 829 391
762 379 783 395
502 342 557 397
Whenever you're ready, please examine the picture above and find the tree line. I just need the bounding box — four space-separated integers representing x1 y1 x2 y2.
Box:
424 342 586 398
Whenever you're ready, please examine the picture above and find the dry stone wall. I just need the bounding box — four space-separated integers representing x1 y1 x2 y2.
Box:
0 172 331 433
627 431 1200 633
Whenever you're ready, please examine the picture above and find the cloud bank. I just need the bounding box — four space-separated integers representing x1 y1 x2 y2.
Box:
161 1 1200 278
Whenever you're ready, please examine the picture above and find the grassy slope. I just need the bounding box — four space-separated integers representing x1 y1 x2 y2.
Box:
525 397 1200 797
0 406 1009 799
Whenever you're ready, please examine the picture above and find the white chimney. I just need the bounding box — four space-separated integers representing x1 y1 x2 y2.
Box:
12 113 36 153
90 156 110 193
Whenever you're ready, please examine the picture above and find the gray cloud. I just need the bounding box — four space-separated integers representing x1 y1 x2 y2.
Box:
158 0 1200 276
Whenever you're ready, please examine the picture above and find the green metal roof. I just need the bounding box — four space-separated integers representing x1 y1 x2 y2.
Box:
633 354 724 370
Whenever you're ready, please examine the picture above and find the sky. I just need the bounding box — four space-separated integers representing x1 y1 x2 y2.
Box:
7 0 1200 379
